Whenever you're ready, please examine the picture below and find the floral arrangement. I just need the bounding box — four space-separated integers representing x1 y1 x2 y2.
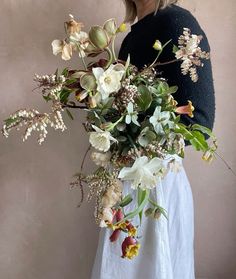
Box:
2 15 217 260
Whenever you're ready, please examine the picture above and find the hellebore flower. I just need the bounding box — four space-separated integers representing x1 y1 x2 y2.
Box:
92 64 125 100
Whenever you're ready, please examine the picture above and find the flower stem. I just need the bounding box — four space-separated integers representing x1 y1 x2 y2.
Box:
151 58 179 68
111 36 117 62
104 47 114 69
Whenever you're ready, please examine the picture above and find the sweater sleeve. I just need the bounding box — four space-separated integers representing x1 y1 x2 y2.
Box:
154 9 216 135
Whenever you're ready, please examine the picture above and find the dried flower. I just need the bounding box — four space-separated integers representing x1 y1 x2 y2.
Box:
175 28 210 82
66 14 84 35
91 151 111 167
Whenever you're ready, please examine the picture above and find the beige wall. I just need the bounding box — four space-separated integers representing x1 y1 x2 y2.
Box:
0 0 235 278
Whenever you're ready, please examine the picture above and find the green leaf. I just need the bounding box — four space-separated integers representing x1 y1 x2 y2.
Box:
65 78 78 85
190 130 209 151
136 85 153 111
60 88 71 103
138 188 146 225
172 44 179 54
191 124 216 139
119 194 133 207
165 85 178 94
4 117 18 126
61 68 69 77
43 95 51 102
65 109 74 120
114 189 150 225
175 124 194 141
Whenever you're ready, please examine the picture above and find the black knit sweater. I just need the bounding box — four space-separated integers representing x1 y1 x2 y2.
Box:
118 5 215 136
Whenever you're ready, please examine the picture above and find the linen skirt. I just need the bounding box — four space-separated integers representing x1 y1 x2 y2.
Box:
90 155 195 279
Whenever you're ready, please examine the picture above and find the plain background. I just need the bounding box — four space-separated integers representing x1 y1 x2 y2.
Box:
0 0 235 278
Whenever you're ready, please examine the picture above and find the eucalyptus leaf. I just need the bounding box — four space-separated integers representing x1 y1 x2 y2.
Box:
136 85 153 111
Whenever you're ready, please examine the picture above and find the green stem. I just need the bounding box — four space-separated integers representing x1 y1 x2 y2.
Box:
104 47 114 69
111 36 117 62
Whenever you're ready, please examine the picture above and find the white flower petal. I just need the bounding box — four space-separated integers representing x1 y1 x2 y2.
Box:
125 115 131 124
51 40 63 55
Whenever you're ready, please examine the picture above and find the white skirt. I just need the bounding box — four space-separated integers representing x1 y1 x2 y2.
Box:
91 155 195 279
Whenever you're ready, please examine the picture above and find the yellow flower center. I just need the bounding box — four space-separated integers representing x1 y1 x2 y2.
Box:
125 243 141 259
104 76 112 84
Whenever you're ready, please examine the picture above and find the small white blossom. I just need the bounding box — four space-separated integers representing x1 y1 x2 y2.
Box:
149 106 173 135
91 151 111 167
125 102 140 126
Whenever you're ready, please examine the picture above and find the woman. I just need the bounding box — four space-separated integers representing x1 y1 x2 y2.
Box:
91 1 215 278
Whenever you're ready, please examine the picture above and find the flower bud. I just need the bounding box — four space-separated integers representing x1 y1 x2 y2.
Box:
144 207 154 217
202 150 214 163
88 96 97 108
103 18 117 37
75 90 88 102
116 23 127 33
110 229 121 242
153 208 162 220
153 40 162 51
89 26 110 50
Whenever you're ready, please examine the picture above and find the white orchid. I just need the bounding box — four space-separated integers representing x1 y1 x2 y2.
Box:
125 102 140 126
89 125 117 152
149 106 174 135
118 156 164 190
92 64 125 100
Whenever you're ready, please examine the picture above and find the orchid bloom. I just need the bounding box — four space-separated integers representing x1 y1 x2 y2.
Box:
121 236 141 259
175 100 194 118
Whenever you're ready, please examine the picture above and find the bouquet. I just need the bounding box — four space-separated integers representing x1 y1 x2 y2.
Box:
2 15 217 260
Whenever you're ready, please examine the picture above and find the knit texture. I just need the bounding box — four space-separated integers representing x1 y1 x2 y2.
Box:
118 5 215 140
